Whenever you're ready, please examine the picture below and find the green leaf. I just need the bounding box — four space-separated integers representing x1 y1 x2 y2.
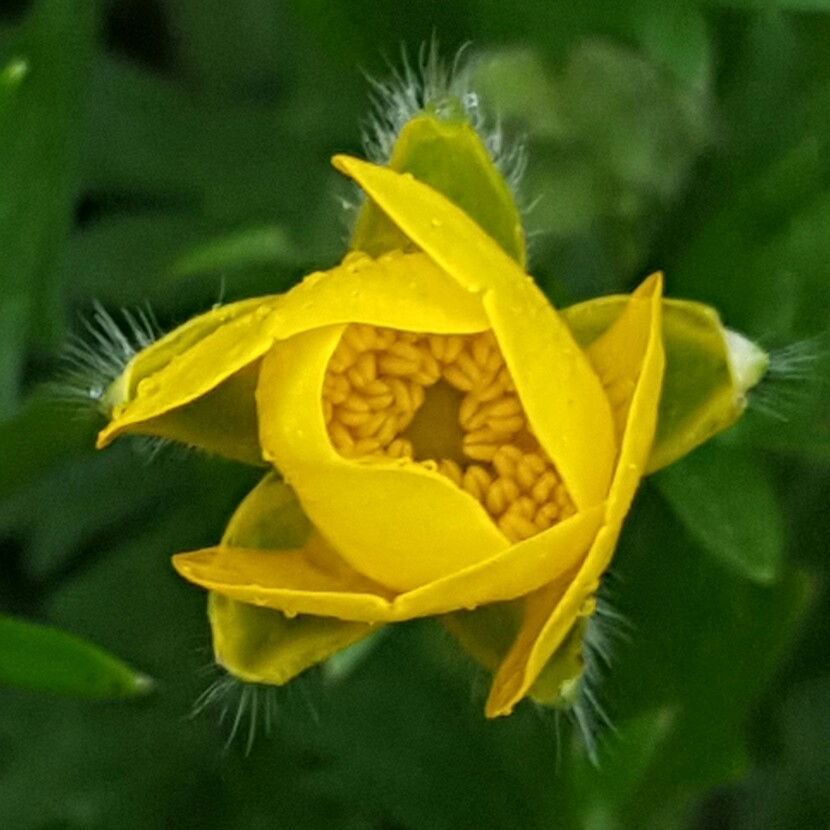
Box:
655 442 785 584
0 393 96 503
0 614 151 699
0 0 97 416
169 225 299 279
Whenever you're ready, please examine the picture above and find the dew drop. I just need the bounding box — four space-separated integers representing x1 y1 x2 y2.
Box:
431 217 443 228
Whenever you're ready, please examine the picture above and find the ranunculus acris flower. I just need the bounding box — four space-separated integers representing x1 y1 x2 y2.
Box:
94 126 766 718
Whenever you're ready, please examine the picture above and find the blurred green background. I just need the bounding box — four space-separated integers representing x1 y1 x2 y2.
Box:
0 0 828 827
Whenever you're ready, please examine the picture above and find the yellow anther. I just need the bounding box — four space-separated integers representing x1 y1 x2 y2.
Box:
497 367 515 393
461 402 489 432
464 427 500 447
378 354 420 376
387 437 413 458
363 378 390 397
462 465 492 501
442 364 475 391
343 323 375 352
338 407 372 428
474 379 504 404
498 510 538 543
472 334 493 368
437 459 463 486
329 421 354 451
458 394 480 429
428 335 447 362
486 414 525 436
514 495 537 519
485 477 521 516
443 335 465 365
342 393 371 413
352 437 382 456
409 380 426 411
323 324 574 544
515 453 547 490
417 346 441 383
367 392 395 411
375 414 400 446
486 396 522 419
347 352 378 388
388 340 422 362
388 378 412 411
463 442 499 462
455 350 482 385
355 411 387 439
532 471 560 504
492 445 522 479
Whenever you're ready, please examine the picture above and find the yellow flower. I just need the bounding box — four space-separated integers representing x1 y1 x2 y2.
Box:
96 154 669 717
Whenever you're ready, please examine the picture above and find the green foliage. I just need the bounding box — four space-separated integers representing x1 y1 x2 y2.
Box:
655 441 785 583
0 1 828 828
0 613 150 698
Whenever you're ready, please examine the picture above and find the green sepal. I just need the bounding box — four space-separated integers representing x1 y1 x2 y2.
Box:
208 593 372 686
443 599 590 709
102 297 267 465
0 614 152 699
562 295 768 473
351 111 526 266
127 362 263 465
209 473 375 686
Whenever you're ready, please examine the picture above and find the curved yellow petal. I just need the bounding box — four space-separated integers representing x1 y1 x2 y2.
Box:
332 154 616 510
98 250 487 453
106 296 269 408
257 325 511 591
562 294 761 473
203 472 378 685
97 297 284 449
269 249 490 337
117 362 263 465
485 274 665 716
173 504 603 622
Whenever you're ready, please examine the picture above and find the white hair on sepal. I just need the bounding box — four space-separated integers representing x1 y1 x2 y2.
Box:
529 575 631 767
748 335 828 422
189 667 322 756
567 588 631 765
49 300 160 419
361 40 528 202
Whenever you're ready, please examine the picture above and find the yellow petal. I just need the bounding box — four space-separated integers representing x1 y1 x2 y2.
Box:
118 362 263 465
332 155 616 511
173 504 604 623
562 294 761 473
98 250 487 453
97 296 284 450
203 472 377 685
485 274 665 716
259 324 519 591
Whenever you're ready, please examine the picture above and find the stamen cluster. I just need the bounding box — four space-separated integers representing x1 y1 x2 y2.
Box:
323 324 575 542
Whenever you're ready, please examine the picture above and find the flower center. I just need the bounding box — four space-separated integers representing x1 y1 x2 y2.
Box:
322 324 575 542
